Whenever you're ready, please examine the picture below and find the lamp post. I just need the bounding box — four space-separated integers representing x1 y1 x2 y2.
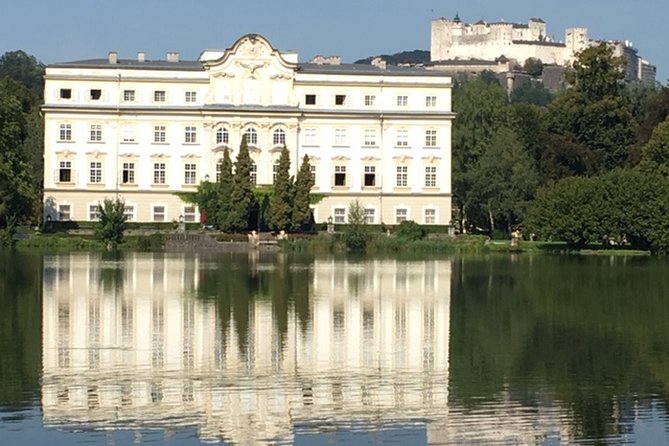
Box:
178 214 185 233
327 215 334 234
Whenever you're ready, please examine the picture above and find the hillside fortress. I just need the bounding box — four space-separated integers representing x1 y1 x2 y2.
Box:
430 15 656 84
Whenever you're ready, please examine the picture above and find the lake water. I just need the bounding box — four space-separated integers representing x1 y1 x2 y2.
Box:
1 251 669 445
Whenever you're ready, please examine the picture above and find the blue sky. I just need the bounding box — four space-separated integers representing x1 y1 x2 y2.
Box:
1 0 667 81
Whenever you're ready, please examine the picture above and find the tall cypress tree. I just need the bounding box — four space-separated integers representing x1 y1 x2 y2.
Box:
268 145 293 231
292 155 315 231
226 136 257 232
216 148 234 231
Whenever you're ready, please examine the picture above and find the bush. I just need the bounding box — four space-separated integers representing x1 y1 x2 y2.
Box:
394 220 426 241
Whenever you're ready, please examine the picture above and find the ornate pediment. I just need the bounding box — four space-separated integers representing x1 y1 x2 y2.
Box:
422 155 441 163
361 156 381 162
331 156 350 162
393 155 413 163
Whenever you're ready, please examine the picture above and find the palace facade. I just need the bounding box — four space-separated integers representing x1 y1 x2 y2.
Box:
43 34 454 226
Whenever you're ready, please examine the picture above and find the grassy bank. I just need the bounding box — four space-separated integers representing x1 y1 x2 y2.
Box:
14 232 167 251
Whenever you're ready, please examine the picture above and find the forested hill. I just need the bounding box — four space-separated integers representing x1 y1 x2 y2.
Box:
354 50 430 65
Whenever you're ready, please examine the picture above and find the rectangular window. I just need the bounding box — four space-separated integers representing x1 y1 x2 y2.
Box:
304 128 318 146
310 164 316 184
364 95 376 106
154 125 166 143
121 125 135 143
59 161 72 182
395 208 408 224
425 96 437 107
396 129 408 147
364 208 375 224
123 90 135 102
184 126 197 143
424 209 436 224
396 165 408 187
122 162 135 184
363 166 376 187
153 163 166 184
305 94 316 105
89 205 99 221
272 161 280 183
90 89 102 100
397 95 408 107
216 161 223 182
89 161 102 183
153 206 166 222
425 130 437 147
89 124 102 142
425 166 437 187
58 204 71 221
59 123 72 141
216 127 229 144
363 129 377 147
250 162 257 185
154 90 166 102
183 206 196 222
123 205 134 221
334 208 346 224
335 94 346 106
59 88 72 99
184 163 197 185
334 128 347 146
185 91 197 102
334 165 346 187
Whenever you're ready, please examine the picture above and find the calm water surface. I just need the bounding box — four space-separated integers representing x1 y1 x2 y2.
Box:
1 251 669 445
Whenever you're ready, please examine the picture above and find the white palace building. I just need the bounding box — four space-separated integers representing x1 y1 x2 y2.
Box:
43 34 454 226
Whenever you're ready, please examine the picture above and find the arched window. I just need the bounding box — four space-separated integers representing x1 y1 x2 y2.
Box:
273 128 286 146
245 127 258 146
250 161 257 184
216 127 229 145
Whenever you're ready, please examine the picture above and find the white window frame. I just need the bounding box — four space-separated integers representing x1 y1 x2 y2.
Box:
153 90 166 103
364 208 376 224
396 165 408 187
425 166 437 188
304 128 318 146
363 165 376 187
245 127 258 146
58 161 72 183
424 208 437 225
59 123 72 141
185 91 197 103
123 205 135 222
121 125 135 143
273 128 286 146
89 161 102 184
154 125 166 143
364 94 376 107
183 205 196 222
152 205 166 222
89 124 102 142
425 129 437 148
334 128 348 146
250 161 257 184
89 205 100 221
425 95 437 107
153 162 166 185
363 128 377 147
123 90 135 102
216 127 229 145
395 208 408 224
184 126 197 144
396 129 408 147
184 163 197 185
121 162 135 184
334 165 347 187
58 204 71 221
397 95 408 107
334 207 346 224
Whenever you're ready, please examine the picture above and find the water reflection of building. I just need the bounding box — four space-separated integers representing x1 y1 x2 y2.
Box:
41 253 571 444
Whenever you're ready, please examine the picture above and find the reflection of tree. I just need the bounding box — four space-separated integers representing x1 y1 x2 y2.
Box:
449 255 669 442
196 252 313 358
0 251 42 407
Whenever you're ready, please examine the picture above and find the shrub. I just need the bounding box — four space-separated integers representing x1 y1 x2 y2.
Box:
394 220 426 241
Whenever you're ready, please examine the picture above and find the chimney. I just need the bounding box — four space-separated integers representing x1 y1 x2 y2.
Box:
108 51 118 64
137 52 145 62
166 52 180 63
